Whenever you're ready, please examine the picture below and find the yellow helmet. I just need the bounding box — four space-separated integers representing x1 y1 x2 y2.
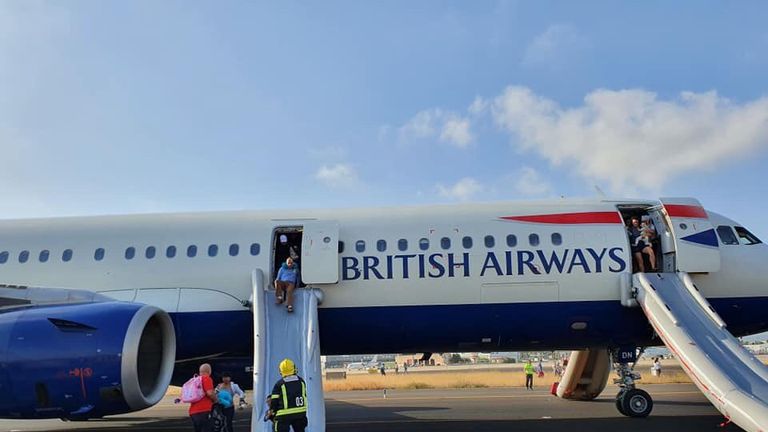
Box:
279 358 296 377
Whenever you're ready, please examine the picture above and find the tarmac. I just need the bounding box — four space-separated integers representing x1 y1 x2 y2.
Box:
0 383 742 432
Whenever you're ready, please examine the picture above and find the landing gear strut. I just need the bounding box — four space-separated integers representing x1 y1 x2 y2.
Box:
612 347 653 418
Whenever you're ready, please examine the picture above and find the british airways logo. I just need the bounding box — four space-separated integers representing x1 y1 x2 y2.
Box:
341 247 627 281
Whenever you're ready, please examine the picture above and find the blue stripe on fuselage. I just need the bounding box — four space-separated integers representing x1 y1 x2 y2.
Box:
168 296 768 360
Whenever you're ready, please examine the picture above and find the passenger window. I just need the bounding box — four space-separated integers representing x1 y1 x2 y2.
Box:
529 234 540 247
94 248 105 261
125 247 136 260
506 234 517 247
377 240 387 252
716 226 739 245
355 240 366 253
398 239 408 251
484 235 495 248
146 246 156 259
551 233 562 246
166 246 177 258
229 244 239 256
250 243 260 256
39 250 50 263
187 245 197 258
441 237 451 250
735 226 762 245
0 251 7 264
419 238 429 251
62 249 73 262
462 236 473 249
208 245 218 257
19 250 29 263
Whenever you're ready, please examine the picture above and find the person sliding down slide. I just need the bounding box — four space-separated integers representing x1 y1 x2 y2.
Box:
274 257 300 312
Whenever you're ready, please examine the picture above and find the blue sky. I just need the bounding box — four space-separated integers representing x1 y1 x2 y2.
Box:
1 1 767 238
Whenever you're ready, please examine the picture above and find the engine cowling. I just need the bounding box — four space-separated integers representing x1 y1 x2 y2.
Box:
0 301 176 419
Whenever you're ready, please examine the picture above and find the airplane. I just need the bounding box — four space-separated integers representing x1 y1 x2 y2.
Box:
345 355 379 371
0 197 767 430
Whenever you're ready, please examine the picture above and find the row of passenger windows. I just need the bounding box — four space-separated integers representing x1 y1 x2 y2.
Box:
348 233 563 254
1 232 568 264
0 243 262 265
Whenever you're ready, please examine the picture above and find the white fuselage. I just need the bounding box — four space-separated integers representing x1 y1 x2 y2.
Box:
1 198 766 357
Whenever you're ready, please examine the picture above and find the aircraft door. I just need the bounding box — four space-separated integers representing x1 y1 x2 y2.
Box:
301 220 340 284
660 197 721 273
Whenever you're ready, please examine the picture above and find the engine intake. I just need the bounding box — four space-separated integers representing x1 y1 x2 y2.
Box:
0 301 176 419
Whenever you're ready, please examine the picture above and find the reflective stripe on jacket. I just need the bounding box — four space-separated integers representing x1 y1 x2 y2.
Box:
270 375 308 417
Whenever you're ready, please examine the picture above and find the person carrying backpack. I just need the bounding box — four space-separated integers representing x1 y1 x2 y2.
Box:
183 363 218 432
267 358 308 432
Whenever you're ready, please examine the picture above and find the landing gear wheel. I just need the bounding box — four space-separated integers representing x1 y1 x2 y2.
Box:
620 388 653 418
615 390 628 416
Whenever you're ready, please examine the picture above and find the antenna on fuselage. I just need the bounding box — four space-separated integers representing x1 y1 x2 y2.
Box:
594 185 606 197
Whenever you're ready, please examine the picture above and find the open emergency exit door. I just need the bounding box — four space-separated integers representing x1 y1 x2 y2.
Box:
301 221 340 284
660 197 721 273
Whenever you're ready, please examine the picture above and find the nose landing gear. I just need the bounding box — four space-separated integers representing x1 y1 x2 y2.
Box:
612 347 654 418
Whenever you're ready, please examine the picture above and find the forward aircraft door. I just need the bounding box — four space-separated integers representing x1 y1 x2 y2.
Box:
660 197 720 273
301 221 340 284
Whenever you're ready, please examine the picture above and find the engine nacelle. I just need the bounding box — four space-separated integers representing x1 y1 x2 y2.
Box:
0 302 176 419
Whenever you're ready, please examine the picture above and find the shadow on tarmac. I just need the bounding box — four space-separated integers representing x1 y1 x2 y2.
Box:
328 416 737 432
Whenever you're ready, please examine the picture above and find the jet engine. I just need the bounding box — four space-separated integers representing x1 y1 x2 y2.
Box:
0 301 176 420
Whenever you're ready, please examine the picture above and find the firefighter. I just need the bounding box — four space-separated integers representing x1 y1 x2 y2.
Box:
267 358 308 432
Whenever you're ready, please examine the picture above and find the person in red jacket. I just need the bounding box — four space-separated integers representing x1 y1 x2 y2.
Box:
189 363 218 432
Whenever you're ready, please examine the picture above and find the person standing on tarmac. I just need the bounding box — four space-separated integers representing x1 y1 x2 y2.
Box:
524 359 535 390
216 372 246 432
189 363 218 432
268 358 308 432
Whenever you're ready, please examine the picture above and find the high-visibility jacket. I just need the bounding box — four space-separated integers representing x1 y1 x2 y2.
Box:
269 375 308 418
524 363 535 375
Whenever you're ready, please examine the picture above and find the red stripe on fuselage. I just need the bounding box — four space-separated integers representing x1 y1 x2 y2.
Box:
499 212 622 224
665 204 708 219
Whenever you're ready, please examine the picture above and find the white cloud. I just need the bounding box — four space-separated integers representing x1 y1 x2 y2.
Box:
399 109 440 140
468 96 488 115
491 86 768 193
399 109 473 148
440 116 472 148
522 24 588 68
437 177 483 201
315 163 359 189
512 167 552 196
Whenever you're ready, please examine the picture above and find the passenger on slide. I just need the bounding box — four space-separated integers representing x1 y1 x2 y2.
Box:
627 217 657 272
275 257 300 312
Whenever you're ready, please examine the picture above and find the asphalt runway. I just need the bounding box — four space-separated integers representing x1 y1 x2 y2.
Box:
0 384 742 432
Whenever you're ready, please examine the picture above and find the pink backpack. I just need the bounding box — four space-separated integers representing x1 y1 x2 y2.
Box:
181 374 205 403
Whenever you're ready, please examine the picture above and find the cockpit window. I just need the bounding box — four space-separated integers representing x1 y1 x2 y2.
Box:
716 225 739 245
734 226 762 245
